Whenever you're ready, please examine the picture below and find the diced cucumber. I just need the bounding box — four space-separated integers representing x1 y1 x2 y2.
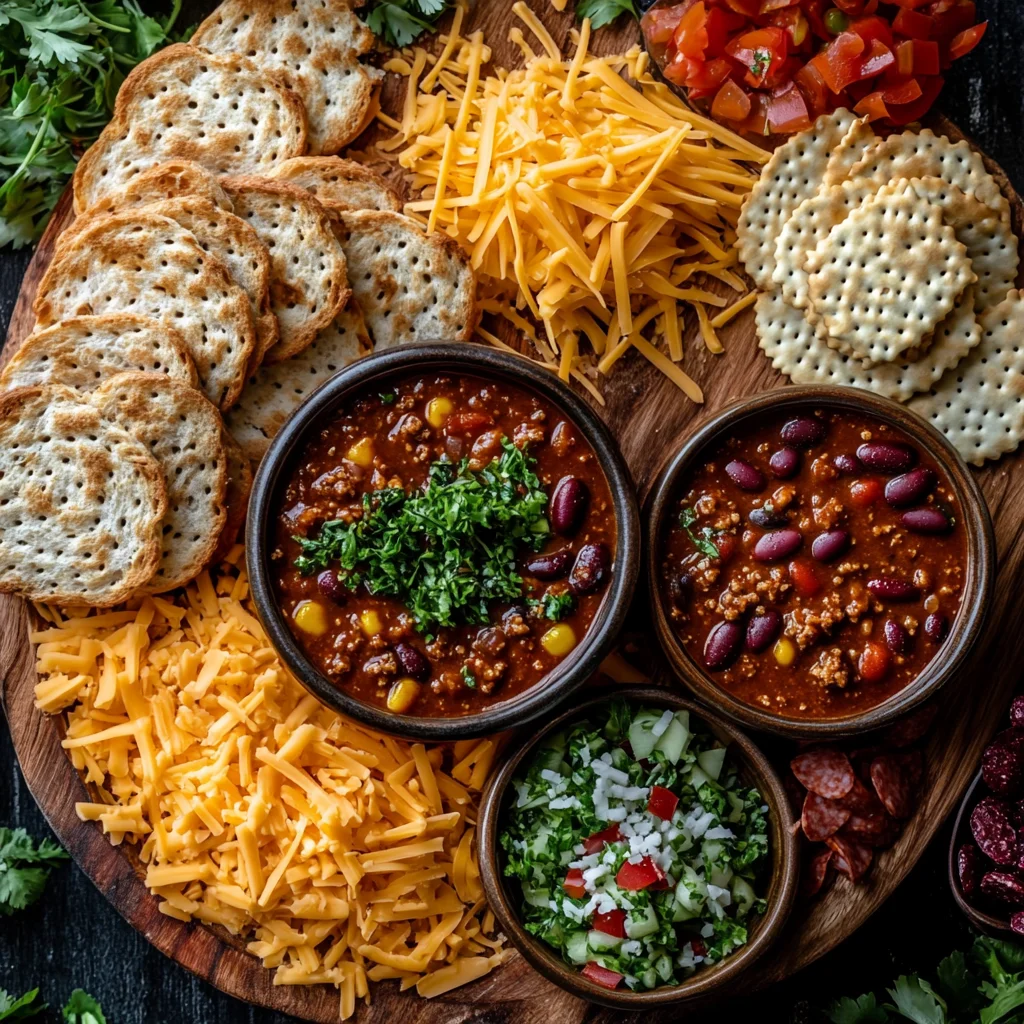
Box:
528 826 554 859
654 714 691 764
610 745 630 770
697 747 726 781
687 765 710 792
671 900 699 922
522 886 551 908
726 790 745 822
640 968 658 990
566 931 589 964
536 734 566 773
588 929 624 951
627 710 664 760
654 954 674 982
731 876 755 914
625 904 659 939
674 865 708 915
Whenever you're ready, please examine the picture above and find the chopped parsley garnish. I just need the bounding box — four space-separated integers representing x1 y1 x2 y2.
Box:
749 49 771 78
0 827 68 916
576 0 638 30
378 392 396 404
461 665 477 689
362 0 453 48
294 439 550 636
679 507 721 560
530 590 576 621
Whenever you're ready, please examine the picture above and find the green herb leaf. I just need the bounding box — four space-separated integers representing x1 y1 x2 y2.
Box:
749 48 771 77
530 590 575 621
461 665 477 689
937 951 984 1017
0 989 46 1021
362 0 453 48
885 976 947 1024
0 826 69 915
379 392 396 404
576 0 638 30
62 991 106 1024
293 439 549 635
679 506 721 560
827 993 890 1024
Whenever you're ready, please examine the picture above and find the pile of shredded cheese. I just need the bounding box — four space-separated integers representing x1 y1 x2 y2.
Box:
377 3 768 403
32 548 508 1018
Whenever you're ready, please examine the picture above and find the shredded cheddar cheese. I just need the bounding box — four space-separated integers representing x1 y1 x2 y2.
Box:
377 6 768 402
32 548 509 1018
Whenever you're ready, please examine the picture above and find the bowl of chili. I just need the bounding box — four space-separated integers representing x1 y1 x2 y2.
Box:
477 687 799 1009
246 343 640 740
646 385 993 739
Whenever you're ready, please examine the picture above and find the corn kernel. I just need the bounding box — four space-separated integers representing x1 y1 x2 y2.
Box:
425 396 453 428
541 623 577 657
360 609 383 637
387 677 421 713
773 637 796 667
293 600 328 636
346 437 374 468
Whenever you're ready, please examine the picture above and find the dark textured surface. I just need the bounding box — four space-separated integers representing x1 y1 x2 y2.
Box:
1 1 1021 1020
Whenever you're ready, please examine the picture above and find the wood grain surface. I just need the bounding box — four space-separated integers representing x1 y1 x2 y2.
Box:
2 2 1023 1022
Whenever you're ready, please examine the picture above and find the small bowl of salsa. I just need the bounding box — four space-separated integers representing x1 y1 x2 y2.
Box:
646 385 993 738
246 344 640 739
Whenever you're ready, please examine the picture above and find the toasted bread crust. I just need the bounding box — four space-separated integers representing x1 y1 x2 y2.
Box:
272 156 402 212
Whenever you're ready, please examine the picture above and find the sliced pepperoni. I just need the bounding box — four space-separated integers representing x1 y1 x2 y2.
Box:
971 797 1019 866
880 702 938 748
803 847 834 897
791 749 855 800
842 811 901 848
840 776 883 816
870 754 914 819
826 834 874 883
801 792 850 842
892 748 924 790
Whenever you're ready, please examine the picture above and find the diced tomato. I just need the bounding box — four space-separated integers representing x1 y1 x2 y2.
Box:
706 7 747 55
642 5 689 44
722 0 762 18
931 1 976 45
563 868 587 900
948 21 986 58
592 908 627 938
833 0 867 14
803 0 831 39
725 27 789 87
788 558 821 598
582 824 623 855
581 962 624 990
713 532 737 562
768 7 810 47
686 56 734 93
767 80 813 131
895 38 939 75
859 38 896 78
648 785 680 820
819 31 865 92
675 1 710 58
445 411 493 434
795 58 832 113
891 0 931 9
885 73 943 123
615 856 666 891
892 8 933 38
711 79 752 122
858 641 891 683
691 938 708 957
850 14 893 48
663 51 694 86
853 89 890 120
883 76 924 104
759 0 799 11
849 476 883 507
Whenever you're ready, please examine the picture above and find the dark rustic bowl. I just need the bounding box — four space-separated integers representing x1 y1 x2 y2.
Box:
477 686 799 1010
646 384 994 739
246 342 640 741
949 770 1015 937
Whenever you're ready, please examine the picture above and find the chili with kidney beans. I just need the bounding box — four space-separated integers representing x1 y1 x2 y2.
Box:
659 409 966 720
271 373 616 718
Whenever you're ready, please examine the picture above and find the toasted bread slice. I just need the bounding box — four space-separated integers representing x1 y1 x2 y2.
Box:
192 0 381 155
34 211 256 410
0 385 166 606
76 160 233 219
335 211 477 349
221 176 350 364
1 314 197 392
91 373 228 594
272 157 402 212
225 302 369 462
72 45 307 214
211 429 253 565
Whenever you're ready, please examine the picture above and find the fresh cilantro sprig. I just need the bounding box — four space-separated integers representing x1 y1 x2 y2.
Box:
576 0 638 30
0 989 45 1021
0 826 68 915
0 0 182 248
460 665 476 689
294 439 550 636
749 48 771 78
62 991 106 1024
362 0 453 48
529 590 576 621
679 506 721 560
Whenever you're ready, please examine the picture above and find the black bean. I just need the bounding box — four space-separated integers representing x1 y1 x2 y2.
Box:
704 621 743 670
526 549 572 580
901 508 952 534
725 458 765 491
866 577 920 601
395 642 429 681
745 611 782 653
811 528 850 563
748 505 788 529
769 446 800 479
549 476 589 535
883 619 911 655
884 467 936 508
856 441 917 473
752 528 802 562
924 612 949 643
780 415 826 448
316 570 345 603
569 543 611 595
833 453 859 475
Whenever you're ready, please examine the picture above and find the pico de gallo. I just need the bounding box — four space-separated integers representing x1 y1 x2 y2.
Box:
641 0 987 134
501 699 770 992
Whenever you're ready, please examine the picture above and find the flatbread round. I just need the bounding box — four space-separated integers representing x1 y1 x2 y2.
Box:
76 160 234 219
272 157 402 212
210 429 253 565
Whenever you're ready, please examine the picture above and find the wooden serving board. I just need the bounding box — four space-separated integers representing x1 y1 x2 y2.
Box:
2 3 1024 1021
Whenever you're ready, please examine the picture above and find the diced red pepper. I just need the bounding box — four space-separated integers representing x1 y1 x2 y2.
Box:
788 558 821 598
759 0 799 11
615 856 666 891
893 8 933 38
642 5 689 44
722 0 762 18
794 58 832 113
885 73 943 123
706 7 747 55
675 1 710 58
802 0 831 39
850 14 894 48
592 908 627 938
833 0 867 14
931 1 976 45
563 868 587 900
895 38 939 75
892 0 931 9
767 7 810 47
853 90 890 120
819 31 866 93
711 78 753 120
858 38 896 78
883 76 924 104
581 962 624 990
948 21 986 58
725 26 789 88
767 80 813 132
582 824 623 855
648 785 680 820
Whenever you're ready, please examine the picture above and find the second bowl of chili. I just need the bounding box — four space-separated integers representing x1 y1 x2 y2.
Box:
247 343 640 740
646 385 993 738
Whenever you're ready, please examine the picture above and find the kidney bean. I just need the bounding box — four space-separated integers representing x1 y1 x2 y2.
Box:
748 505 788 529
957 843 981 898
924 612 949 643
395 642 430 681
833 453 859 475
569 543 610 595
858 642 891 683
789 558 821 598
549 476 589 535
769 447 800 479
670 571 694 608
981 871 1024 908
901 508 952 534
849 477 884 508
745 611 782 653
867 577 920 601
883 619 911 655
526 549 572 580
704 621 743 670
856 442 917 473
884 467 936 508
753 528 802 562
713 533 737 563
317 570 346 603
1011 697 1024 728
811 528 850 563
780 415 826 448
725 458 765 491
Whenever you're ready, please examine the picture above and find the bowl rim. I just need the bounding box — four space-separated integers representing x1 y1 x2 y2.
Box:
477 685 800 1009
245 342 641 741
644 383 995 739
948 768 1014 936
